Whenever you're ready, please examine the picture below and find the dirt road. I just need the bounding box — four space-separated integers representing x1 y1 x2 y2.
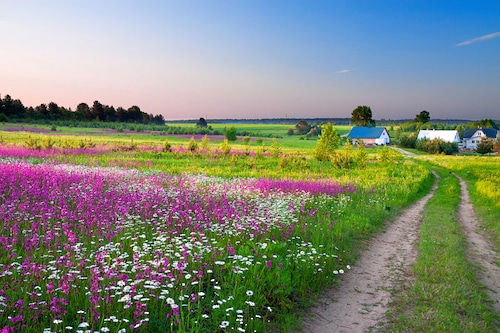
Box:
456 174 500 312
301 175 438 332
302 172 500 332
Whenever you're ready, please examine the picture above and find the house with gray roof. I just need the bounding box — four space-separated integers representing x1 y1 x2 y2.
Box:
462 127 499 150
347 127 390 145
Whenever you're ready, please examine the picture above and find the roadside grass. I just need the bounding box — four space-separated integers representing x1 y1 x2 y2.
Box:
385 165 500 332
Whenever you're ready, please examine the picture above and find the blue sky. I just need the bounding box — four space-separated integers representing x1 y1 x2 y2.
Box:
1 0 499 120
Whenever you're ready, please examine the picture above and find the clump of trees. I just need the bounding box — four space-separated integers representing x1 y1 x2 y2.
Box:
0 93 165 124
287 119 322 137
415 138 458 155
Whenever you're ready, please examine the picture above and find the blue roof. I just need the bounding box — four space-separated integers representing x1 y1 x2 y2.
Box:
463 128 498 139
347 127 388 139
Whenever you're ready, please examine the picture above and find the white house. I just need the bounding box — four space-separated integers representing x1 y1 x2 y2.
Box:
462 128 499 150
417 130 461 143
347 127 390 145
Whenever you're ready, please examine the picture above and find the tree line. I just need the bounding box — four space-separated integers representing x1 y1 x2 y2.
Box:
0 94 165 125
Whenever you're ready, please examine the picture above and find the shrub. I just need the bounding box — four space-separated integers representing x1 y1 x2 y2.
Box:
270 138 282 157
187 136 199 152
356 141 368 169
314 122 339 161
279 152 308 170
42 136 56 149
331 141 353 169
378 146 403 163
225 126 237 141
399 133 417 148
476 137 494 155
200 135 210 152
220 139 231 155
162 138 172 152
23 134 42 150
416 138 458 155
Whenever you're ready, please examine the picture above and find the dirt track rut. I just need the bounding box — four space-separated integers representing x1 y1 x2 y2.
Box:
302 171 500 332
301 176 439 332
456 174 500 312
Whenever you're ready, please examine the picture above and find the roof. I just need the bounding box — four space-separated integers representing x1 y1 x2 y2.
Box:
347 127 388 139
462 128 498 139
417 130 460 143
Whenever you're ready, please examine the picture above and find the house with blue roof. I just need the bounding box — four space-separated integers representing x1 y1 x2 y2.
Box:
347 127 390 145
462 127 499 150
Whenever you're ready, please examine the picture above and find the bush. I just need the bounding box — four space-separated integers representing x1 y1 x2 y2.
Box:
314 122 339 161
220 139 231 155
416 138 458 155
162 138 172 152
270 139 282 157
399 133 417 148
200 135 210 152
187 136 199 152
225 126 237 141
476 137 494 155
355 141 368 169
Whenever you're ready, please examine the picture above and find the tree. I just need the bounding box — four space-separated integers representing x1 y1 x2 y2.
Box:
76 103 91 120
295 119 311 135
127 105 143 122
91 101 105 121
476 136 494 155
196 117 208 128
351 105 375 126
314 122 340 161
225 126 237 141
471 119 498 130
48 102 61 120
414 110 430 123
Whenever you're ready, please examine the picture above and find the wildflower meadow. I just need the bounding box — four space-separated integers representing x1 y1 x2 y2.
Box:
0 135 432 332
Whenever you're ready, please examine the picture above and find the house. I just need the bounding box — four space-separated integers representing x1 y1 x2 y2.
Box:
347 127 390 145
417 130 461 143
462 128 499 150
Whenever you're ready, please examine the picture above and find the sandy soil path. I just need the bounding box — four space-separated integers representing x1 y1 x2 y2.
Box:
302 171 500 332
456 174 500 312
301 175 439 333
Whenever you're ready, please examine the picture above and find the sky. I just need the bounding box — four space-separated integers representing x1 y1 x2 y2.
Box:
1 0 499 121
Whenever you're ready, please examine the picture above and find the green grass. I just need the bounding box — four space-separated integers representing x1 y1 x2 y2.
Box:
385 165 500 332
0 122 354 152
2 122 499 331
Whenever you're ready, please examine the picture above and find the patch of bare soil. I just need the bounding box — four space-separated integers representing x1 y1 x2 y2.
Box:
456 174 500 312
301 177 439 333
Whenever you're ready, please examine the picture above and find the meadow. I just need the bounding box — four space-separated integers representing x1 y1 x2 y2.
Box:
0 122 498 332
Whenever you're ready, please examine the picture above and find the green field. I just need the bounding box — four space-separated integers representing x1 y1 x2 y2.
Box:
0 122 499 332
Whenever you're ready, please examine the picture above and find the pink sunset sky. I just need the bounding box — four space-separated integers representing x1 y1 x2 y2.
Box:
1 1 499 120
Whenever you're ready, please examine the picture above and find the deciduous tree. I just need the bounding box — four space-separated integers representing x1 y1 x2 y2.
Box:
314 122 339 161
414 110 430 123
351 105 375 126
